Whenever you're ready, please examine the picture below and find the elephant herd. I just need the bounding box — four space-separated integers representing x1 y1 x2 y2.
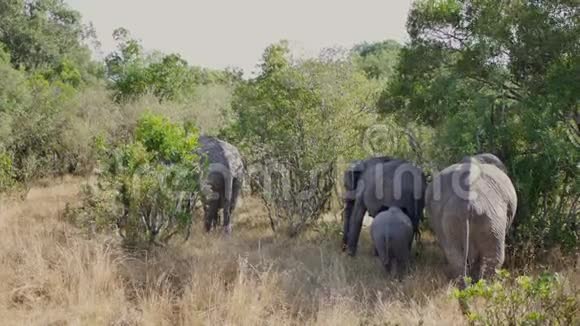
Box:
342 153 517 285
197 135 518 286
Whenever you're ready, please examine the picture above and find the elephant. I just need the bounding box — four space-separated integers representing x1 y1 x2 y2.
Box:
461 153 507 173
370 206 414 278
345 159 426 256
197 135 244 234
425 153 517 286
342 156 393 250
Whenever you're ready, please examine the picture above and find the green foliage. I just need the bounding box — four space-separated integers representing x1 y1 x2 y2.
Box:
65 182 119 235
454 271 579 325
135 113 198 163
0 59 85 188
383 0 579 253
0 0 102 86
97 114 202 244
0 17 236 195
0 0 109 192
352 40 402 80
105 28 237 103
106 28 181 101
227 42 381 235
0 151 15 191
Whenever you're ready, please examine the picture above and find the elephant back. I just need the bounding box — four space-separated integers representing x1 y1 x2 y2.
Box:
198 135 244 179
343 156 393 192
427 161 517 229
461 153 507 174
362 159 426 232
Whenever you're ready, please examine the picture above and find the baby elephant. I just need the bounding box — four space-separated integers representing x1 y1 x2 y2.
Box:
370 207 414 278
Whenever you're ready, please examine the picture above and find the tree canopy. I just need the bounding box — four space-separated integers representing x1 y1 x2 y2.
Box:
0 0 102 86
382 0 579 250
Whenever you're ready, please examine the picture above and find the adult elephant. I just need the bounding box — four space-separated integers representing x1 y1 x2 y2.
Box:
426 153 517 286
461 153 507 173
197 135 244 234
345 159 426 256
342 156 393 251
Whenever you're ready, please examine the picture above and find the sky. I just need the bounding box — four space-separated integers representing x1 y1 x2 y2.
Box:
66 0 413 76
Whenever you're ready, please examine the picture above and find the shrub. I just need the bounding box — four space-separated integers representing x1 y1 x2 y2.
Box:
65 182 119 236
0 151 15 192
454 271 579 326
73 114 203 245
228 42 381 236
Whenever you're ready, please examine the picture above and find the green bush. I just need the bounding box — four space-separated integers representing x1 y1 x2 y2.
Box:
108 114 201 244
72 114 203 245
227 42 381 236
65 182 119 236
454 271 579 325
0 151 15 192
134 113 198 163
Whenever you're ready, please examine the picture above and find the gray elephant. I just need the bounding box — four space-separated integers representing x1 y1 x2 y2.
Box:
461 153 507 173
342 156 393 250
371 206 414 278
346 159 426 256
197 135 244 234
426 153 517 286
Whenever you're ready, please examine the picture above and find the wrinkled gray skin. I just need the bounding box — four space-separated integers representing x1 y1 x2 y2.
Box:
426 153 517 287
346 159 426 256
197 136 244 234
342 156 393 250
461 153 508 173
371 207 414 278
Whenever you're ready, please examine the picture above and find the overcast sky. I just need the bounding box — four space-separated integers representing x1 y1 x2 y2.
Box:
66 0 413 75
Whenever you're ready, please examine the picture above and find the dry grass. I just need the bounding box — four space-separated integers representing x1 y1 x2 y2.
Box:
0 177 577 326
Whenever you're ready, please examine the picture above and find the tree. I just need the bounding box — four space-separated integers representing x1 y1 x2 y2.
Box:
352 40 402 80
0 38 89 189
0 0 101 86
227 42 380 235
383 0 579 253
105 27 240 103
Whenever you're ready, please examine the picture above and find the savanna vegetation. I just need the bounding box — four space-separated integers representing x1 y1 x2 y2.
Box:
0 0 578 325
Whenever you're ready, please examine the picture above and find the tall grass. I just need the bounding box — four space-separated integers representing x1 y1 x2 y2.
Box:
0 178 577 325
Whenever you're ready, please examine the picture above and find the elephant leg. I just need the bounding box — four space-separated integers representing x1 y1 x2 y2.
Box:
444 244 467 287
346 197 367 256
393 240 410 280
399 258 409 279
481 237 505 279
222 177 234 234
214 210 221 228
222 199 231 234
224 178 241 235
204 199 220 232
342 199 355 251
375 236 389 273
230 178 242 214
469 256 482 283
389 258 399 280
400 246 411 277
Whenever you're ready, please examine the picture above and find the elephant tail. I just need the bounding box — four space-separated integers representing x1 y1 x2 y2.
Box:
463 214 471 282
383 235 391 269
375 234 390 270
